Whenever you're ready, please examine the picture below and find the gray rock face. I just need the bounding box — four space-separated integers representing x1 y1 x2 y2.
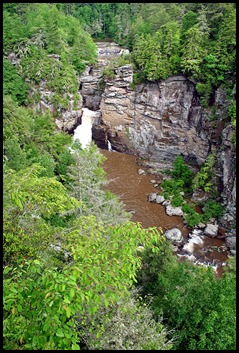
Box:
204 224 219 238
148 193 165 204
182 242 195 254
29 81 83 133
225 236 236 251
79 42 131 112
164 228 183 243
155 195 165 204
148 193 157 202
219 125 236 221
138 168 146 175
90 43 236 233
166 205 183 217
100 71 209 168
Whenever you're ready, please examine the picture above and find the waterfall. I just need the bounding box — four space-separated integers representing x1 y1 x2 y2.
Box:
107 140 113 152
73 108 99 148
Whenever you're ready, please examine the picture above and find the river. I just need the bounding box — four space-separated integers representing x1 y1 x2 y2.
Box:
100 148 228 277
73 41 229 277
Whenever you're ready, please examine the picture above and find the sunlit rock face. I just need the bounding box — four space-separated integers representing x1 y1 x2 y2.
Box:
99 71 210 169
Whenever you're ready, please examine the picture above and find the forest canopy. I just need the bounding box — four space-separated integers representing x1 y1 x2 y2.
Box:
3 3 236 350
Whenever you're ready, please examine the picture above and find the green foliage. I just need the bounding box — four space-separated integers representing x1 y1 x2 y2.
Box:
161 178 184 199
4 218 165 350
196 82 212 108
55 149 75 184
181 11 198 37
182 203 202 227
85 292 173 350
3 95 34 144
3 97 75 173
3 260 82 350
3 60 28 104
102 65 116 80
161 156 193 197
3 3 97 113
4 138 30 172
170 156 193 188
3 10 27 55
171 193 184 207
67 142 130 225
132 25 181 81
136 246 236 350
201 199 224 222
3 3 236 350
160 154 224 227
3 163 80 267
192 153 216 192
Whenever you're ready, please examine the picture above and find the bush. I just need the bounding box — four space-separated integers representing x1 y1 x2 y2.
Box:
170 156 193 189
171 193 184 207
136 246 236 350
196 82 213 108
201 199 224 222
182 202 202 227
192 154 215 192
102 65 115 79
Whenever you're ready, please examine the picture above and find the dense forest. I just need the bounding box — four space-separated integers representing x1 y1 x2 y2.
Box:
3 3 236 350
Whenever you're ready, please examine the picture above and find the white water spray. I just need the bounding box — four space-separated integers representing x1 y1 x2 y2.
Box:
107 140 113 152
73 108 100 148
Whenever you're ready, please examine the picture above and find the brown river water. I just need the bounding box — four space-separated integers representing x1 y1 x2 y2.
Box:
100 149 228 277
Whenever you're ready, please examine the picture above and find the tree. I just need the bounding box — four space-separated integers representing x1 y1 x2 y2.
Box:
3 163 80 266
180 24 208 79
3 60 28 105
67 142 130 225
136 246 236 350
84 291 173 350
3 10 27 54
4 215 165 350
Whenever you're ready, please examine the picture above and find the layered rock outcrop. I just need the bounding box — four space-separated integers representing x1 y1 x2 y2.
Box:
14 41 235 233
100 73 210 169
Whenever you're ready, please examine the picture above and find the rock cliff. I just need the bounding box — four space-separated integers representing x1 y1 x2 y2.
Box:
16 41 235 230
79 42 236 229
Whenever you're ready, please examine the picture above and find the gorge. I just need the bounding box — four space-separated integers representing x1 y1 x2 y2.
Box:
70 41 236 274
3 4 236 350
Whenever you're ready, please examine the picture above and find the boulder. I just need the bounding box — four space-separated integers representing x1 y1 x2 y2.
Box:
164 228 183 243
225 236 236 251
182 242 195 254
138 168 146 175
162 200 171 206
197 222 206 229
166 205 183 216
188 234 204 246
155 195 165 204
148 192 157 202
204 224 219 238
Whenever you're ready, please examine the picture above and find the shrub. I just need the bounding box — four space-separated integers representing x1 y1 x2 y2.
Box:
102 65 115 79
136 246 236 350
182 202 202 227
201 199 224 222
171 193 184 207
192 154 215 192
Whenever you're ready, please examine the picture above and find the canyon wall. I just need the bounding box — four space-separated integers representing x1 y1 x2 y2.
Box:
79 43 236 227
22 42 235 229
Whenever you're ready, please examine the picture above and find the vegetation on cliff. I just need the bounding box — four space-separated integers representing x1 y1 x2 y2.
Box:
58 2 236 135
3 3 97 110
3 3 236 350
